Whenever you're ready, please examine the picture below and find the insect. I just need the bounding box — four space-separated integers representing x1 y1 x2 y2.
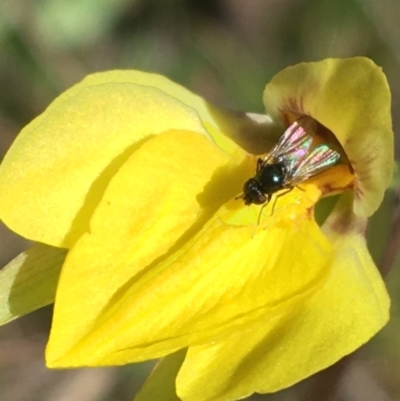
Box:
238 118 341 216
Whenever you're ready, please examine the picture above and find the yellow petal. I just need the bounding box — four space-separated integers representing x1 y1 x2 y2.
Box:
263 57 393 217
46 70 283 157
34 70 229 139
46 129 235 365
0 69 277 248
0 244 66 324
0 77 208 248
176 213 389 401
47 187 331 367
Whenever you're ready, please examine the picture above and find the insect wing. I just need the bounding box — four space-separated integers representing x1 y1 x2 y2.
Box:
289 144 341 184
264 120 313 165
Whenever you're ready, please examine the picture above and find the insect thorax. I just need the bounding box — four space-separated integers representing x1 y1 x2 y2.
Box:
257 162 287 194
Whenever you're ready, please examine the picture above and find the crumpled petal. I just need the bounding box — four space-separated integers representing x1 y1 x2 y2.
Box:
175 202 389 401
0 243 67 324
46 131 332 367
263 57 393 217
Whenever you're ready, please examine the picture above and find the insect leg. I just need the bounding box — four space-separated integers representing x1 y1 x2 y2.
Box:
256 158 264 173
270 187 294 216
257 195 271 226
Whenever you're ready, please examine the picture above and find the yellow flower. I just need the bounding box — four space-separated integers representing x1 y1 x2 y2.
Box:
0 57 393 401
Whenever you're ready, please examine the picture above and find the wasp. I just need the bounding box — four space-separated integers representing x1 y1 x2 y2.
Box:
238 118 341 214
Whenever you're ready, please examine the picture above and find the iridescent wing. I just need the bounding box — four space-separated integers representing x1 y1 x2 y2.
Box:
262 118 340 185
289 144 341 185
263 119 314 165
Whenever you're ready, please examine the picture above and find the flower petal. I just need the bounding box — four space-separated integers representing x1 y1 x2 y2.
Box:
0 244 66 324
47 190 331 367
0 76 209 248
48 70 283 156
176 211 389 401
46 129 236 366
263 57 393 217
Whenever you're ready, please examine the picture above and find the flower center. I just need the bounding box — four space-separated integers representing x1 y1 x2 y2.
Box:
222 117 354 230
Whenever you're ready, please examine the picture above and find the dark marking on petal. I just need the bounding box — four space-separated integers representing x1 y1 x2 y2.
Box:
320 181 355 197
327 208 367 236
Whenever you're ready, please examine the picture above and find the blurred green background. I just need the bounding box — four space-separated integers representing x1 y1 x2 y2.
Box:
0 0 400 400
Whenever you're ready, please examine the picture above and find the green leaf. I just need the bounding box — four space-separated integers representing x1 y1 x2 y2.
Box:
134 350 186 401
0 243 66 324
